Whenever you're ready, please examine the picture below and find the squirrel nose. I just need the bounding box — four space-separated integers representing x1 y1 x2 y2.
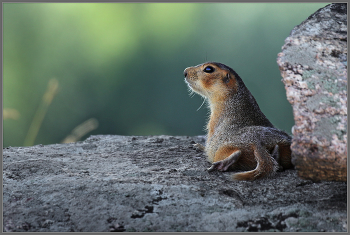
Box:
183 69 188 78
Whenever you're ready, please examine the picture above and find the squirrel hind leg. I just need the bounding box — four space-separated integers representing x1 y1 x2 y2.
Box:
278 143 294 170
207 150 242 172
231 143 279 181
271 145 284 172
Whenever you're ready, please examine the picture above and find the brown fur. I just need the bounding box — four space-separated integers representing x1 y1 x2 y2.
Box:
213 146 240 162
184 62 293 181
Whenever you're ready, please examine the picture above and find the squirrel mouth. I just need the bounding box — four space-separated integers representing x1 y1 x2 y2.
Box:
185 79 197 91
184 77 192 86
185 78 201 93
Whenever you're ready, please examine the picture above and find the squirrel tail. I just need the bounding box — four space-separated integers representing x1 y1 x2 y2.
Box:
232 143 279 181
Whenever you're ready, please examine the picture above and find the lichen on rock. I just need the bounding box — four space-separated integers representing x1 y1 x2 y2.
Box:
277 3 347 182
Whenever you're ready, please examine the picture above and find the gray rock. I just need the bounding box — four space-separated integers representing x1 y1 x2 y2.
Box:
3 135 347 232
277 3 347 182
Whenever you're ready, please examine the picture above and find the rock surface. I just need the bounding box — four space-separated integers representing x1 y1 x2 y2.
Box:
3 135 347 232
277 3 347 182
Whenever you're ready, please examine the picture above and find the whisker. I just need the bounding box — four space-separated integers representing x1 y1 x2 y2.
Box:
196 98 206 111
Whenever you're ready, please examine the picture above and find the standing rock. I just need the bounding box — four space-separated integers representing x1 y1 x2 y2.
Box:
277 3 347 182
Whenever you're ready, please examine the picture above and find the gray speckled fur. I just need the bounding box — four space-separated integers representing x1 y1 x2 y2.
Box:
185 62 293 180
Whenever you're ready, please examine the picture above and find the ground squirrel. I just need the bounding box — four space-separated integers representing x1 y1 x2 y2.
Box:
184 62 293 181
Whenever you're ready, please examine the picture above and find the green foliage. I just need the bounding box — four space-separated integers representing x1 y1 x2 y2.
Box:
3 3 329 147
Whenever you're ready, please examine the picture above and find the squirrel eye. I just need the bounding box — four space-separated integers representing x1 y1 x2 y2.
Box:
203 66 215 73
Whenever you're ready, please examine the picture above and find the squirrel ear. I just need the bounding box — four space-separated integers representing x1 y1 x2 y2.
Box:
223 73 230 84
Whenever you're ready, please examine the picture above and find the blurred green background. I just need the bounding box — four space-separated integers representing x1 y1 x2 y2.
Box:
3 3 329 147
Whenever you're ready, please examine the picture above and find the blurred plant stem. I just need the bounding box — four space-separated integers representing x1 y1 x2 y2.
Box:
61 118 99 143
3 109 20 120
23 79 59 146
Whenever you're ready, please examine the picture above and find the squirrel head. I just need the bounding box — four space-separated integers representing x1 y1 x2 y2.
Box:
184 62 239 101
